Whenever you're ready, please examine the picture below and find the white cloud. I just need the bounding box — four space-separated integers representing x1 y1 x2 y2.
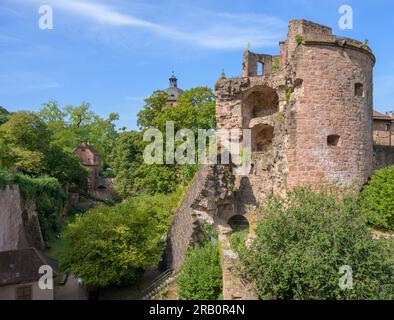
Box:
21 0 286 49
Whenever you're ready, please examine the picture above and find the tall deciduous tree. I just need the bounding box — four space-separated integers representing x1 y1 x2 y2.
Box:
111 87 216 197
61 190 184 287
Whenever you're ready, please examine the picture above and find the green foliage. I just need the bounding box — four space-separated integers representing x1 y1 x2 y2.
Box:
111 87 215 197
230 229 248 254
0 111 51 152
295 34 303 46
0 106 10 125
0 110 88 187
275 112 284 125
134 164 179 195
285 88 292 102
176 242 222 300
108 131 144 196
45 144 89 186
137 91 169 129
60 189 184 287
0 171 66 240
239 187 394 300
271 61 280 72
39 101 119 166
359 165 394 231
7 146 45 175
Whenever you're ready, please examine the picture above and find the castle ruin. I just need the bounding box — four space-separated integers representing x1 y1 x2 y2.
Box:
163 19 394 299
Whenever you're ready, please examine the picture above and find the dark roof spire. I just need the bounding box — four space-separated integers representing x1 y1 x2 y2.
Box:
169 72 178 88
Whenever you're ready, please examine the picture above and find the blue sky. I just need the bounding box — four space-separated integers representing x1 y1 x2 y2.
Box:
1 0 394 130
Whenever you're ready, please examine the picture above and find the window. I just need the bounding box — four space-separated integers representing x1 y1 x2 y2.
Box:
386 123 390 132
327 134 340 147
257 62 264 76
355 83 364 97
15 286 32 300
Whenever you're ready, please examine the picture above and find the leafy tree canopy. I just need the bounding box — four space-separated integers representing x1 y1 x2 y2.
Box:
239 187 394 300
39 101 119 166
60 189 184 287
111 87 215 197
359 165 394 231
0 106 10 125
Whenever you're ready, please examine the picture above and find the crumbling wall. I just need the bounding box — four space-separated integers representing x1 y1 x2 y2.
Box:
0 185 44 251
373 145 394 170
162 163 235 272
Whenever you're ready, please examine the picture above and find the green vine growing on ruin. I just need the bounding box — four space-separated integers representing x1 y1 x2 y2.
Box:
295 34 303 46
272 61 280 72
285 87 292 102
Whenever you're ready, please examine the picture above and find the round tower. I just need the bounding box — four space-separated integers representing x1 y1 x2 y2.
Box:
286 20 375 188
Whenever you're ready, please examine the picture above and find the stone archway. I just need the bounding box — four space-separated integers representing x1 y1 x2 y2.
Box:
227 215 250 232
243 85 279 128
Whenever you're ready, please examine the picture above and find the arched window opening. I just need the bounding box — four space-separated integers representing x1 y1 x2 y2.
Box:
244 86 279 126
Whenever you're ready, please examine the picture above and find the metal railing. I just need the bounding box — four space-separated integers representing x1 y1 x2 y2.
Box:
140 269 174 300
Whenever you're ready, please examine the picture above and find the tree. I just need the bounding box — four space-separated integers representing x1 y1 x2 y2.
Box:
138 87 216 133
0 106 10 125
176 242 222 300
39 101 119 166
0 112 50 174
0 111 51 152
45 144 89 187
61 190 184 287
0 111 88 186
239 187 394 300
111 87 216 197
359 165 394 231
137 91 168 129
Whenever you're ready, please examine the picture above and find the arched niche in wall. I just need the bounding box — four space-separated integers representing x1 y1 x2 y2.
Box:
228 215 250 232
252 124 274 152
243 85 279 128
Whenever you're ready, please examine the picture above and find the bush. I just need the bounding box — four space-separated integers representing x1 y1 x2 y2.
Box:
239 187 394 300
176 242 222 300
230 229 248 254
359 165 394 231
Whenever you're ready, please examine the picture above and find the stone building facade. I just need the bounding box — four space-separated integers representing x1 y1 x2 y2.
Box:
74 142 114 201
373 110 394 147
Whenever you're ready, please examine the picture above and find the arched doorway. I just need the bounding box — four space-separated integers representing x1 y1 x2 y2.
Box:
228 215 249 232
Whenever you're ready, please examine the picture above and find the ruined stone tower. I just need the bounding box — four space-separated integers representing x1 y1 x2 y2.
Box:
216 19 375 215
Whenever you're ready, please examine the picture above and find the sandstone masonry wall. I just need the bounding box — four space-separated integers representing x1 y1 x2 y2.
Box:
0 185 44 251
374 145 394 170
